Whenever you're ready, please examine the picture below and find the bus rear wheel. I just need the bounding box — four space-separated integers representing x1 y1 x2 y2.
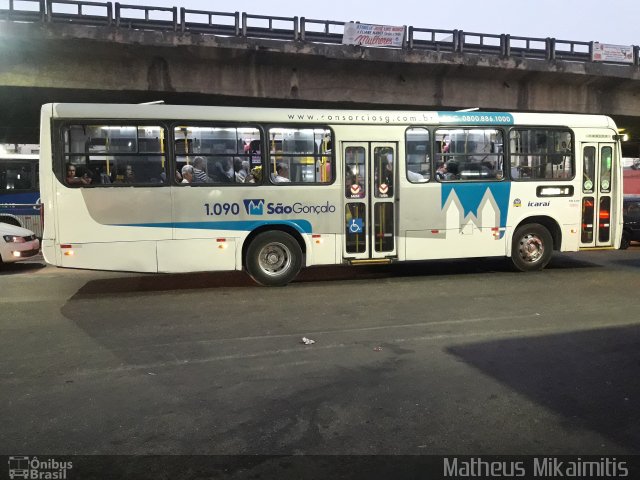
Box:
511 223 553 272
245 231 302 286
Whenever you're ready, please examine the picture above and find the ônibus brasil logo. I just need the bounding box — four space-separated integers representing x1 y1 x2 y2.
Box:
243 199 336 216
8 456 73 479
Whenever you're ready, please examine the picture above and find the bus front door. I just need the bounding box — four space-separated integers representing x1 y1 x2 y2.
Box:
342 142 398 261
580 142 616 247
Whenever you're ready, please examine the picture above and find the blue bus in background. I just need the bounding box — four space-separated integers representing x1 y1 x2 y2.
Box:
0 146 42 237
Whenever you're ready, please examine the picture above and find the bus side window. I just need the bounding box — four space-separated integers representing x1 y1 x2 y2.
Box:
268 127 333 184
405 127 430 183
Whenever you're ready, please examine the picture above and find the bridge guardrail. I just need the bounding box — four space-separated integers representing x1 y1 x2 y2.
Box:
1 0 638 67
300 17 344 44
115 3 177 31
0 0 45 22
180 7 239 36
507 35 550 60
552 38 591 62
408 27 457 53
241 12 298 41
47 0 111 26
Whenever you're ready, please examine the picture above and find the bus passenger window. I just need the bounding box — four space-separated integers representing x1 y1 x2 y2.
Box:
405 127 430 183
374 147 394 197
509 129 573 181
435 128 503 181
63 124 167 186
268 127 333 184
345 146 365 198
174 126 261 185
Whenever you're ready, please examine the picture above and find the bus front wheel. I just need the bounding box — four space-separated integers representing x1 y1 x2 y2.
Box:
245 231 302 286
511 223 553 272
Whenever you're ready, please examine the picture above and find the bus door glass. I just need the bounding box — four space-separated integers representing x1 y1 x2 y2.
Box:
343 142 397 259
580 142 615 247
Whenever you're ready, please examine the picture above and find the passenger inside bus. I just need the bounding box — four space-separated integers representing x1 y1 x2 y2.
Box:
443 161 459 180
114 164 136 184
192 157 211 183
407 169 427 182
246 165 262 183
210 158 234 183
273 163 291 182
383 155 393 185
66 163 91 186
234 158 250 183
181 164 194 183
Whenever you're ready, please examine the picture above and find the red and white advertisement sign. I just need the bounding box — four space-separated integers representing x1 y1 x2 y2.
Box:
342 22 405 48
592 42 634 64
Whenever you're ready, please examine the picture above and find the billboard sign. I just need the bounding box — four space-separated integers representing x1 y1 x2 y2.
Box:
342 22 405 48
592 42 634 63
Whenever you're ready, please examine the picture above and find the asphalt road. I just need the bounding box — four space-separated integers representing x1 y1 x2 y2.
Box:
1 247 640 459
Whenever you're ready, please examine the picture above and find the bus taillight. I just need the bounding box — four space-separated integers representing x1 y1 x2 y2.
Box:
598 197 611 242
581 197 594 243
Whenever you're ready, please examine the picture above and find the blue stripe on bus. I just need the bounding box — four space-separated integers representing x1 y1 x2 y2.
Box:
0 191 40 203
441 182 511 229
113 220 313 234
0 191 41 216
0 207 40 215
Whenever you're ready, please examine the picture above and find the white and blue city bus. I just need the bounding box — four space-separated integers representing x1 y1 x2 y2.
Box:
0 146 42 237
39 104 623 285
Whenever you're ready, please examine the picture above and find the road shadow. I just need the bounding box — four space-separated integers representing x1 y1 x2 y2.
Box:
67 253 601 297
447 324 640 452
610 258 640 269
609 247 640 269
0 260 46 275
72 270 256 297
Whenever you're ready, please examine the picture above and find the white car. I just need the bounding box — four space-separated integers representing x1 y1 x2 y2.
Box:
0 222 40 266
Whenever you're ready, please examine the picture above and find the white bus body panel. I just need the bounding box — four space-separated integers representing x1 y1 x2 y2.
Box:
157 238 237 273
39 104 623 276
60 241 158 272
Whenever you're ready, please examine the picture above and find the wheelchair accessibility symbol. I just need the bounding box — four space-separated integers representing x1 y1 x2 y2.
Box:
348 218 364 234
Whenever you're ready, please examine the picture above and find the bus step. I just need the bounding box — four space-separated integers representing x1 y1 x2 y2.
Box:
349 258 392 265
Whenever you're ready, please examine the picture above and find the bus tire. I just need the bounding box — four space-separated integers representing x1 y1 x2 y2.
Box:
245 231 302 286
511 223 553 272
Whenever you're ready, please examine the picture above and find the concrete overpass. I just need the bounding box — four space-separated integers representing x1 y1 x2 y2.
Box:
1 1 640 156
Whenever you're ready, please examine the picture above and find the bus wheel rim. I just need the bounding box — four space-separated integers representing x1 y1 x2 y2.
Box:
518 233 544 263
258 242 292 276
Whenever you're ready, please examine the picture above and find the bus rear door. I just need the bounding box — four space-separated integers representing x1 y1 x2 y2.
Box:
342 142 398 262
580 142 616 247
